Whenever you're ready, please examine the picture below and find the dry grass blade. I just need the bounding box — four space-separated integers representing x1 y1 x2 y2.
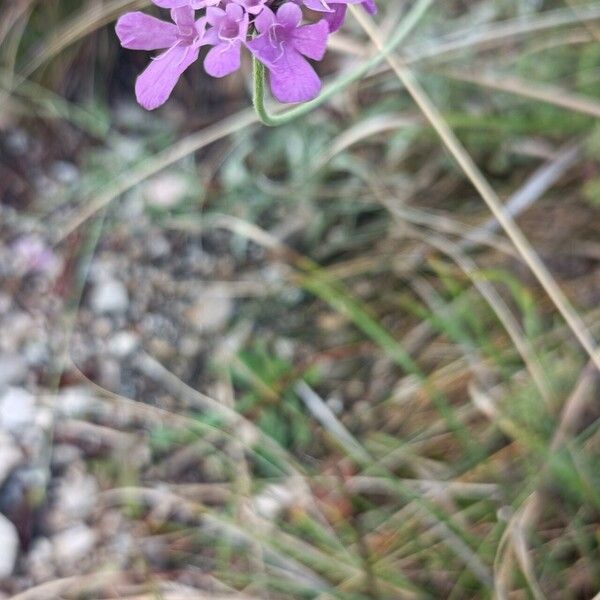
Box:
499 362 598 598
315 112 420 166
295 380 372 462
442 69 600 119
368 169 552 402
108 590 259 600
132 350 303 476
565 0 600 42
416 227 553 404
9 572 123 600
460 143 581 251
342 477 501 500
403 4 600 65
349 5 600 371
0 1 35 47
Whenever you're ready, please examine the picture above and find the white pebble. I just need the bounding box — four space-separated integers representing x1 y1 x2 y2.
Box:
90 279 129 314
55 387 94 418
0 513 19 578
108 331 139 358
0 355 27 390
52 524 97 565
0 387 36 433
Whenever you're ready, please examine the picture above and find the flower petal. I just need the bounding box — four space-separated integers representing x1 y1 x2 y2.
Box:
171 6 196 30
116 12 178 50
292 19 329 60
267 50 321 103
323 5 347 33
276 3 303 29
254 6 275 33
135 45 199 110
204 42 242 77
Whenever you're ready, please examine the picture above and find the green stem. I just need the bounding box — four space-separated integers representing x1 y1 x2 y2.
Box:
251 0 434 127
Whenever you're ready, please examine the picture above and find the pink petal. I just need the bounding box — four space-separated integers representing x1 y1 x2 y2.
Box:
204 42 241 78
292 20 329 61
254 6 275 33
116 12 178 51
135 46 199 110
268 51 321 103
276 3 303 28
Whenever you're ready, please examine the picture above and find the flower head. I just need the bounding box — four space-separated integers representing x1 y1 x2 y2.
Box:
203 4 249 77
115 0 377 108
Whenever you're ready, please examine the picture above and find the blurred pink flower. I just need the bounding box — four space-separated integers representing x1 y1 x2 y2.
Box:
12 235 61 276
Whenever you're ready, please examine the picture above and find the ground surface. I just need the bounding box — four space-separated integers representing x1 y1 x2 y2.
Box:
1 1 600 599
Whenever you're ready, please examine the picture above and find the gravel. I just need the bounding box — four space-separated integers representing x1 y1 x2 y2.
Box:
89 279 129 314
0 513 19 579
0 387 36 434
0 355 27 391
52 524 97 568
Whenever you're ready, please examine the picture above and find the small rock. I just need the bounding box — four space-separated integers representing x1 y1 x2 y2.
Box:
253 484 297 520
179 336 201 357
114 102 148 130
23 341 49 367
0 293 11 315
0 387 36 433
108 331 139 358
0 355 27 390
274 338 295 360
0 468 48 518
0 513 19 578
147 337 175 361
144 173 190 210
55 387 94 418
53 524 97 566
4 129 28 156
185 285 234 333
90 279 129 314
56 470 98 521
108 532 135 567
26 537 54 582
96 358 121 391
147 233 171 259
51 444 82 469
50 161 79 185
326 394 344 416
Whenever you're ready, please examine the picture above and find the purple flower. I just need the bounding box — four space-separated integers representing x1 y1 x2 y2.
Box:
152 0 218 8
233 0 268 16
247 3 329 103
116 6 206 110
203 3 249 77
115 0 378 109
361 0 377 14
12 235 61 276
298 0 376 32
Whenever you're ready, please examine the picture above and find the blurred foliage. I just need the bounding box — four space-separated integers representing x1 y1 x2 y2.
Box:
1 0 600 598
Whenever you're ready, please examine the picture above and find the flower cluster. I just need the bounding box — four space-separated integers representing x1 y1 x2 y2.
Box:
116 0 376 110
